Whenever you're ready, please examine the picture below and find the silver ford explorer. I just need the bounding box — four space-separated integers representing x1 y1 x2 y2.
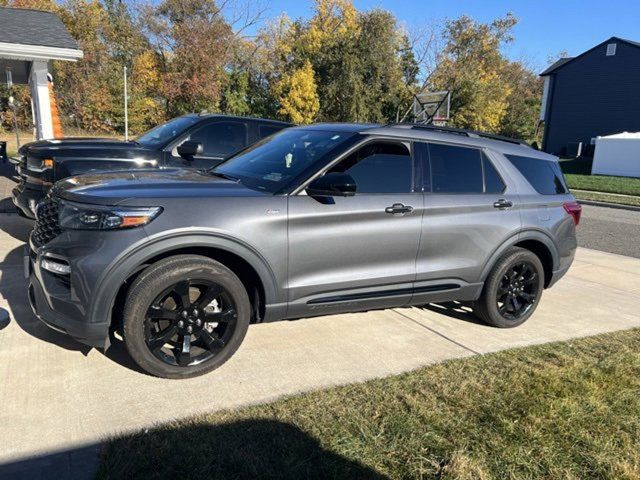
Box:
27 123 580 378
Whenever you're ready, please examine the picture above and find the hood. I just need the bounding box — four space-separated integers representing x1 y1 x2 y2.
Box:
53 168 266 205
18 138 154 157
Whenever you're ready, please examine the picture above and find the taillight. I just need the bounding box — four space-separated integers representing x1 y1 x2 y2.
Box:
563 201 582 226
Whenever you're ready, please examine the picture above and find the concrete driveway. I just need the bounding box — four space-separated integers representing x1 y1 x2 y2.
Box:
1 212 640 473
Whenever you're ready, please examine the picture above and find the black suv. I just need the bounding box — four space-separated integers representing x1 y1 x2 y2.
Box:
12 114 290 217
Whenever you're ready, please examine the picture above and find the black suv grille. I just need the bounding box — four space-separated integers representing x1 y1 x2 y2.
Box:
32 196 62 246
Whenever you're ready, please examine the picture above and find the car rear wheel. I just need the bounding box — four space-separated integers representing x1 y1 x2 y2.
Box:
473 247 544 328
123 255 250 379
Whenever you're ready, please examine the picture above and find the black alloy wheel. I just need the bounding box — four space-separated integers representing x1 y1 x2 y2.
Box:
123 255 251 379
145 279 238 367
473 247 545 328
495 261 540 321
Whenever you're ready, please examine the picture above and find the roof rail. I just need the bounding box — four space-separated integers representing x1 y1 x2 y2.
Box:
386 122 530 147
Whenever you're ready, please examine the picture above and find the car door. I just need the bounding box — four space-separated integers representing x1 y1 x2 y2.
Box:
412 141 521 304
287 139 424 318
167 121 249 169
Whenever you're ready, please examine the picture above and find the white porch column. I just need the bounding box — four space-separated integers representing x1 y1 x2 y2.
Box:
28 60 54 140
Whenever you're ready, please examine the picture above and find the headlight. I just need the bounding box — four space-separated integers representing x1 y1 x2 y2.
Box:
58 201 162 230
27 156 54 172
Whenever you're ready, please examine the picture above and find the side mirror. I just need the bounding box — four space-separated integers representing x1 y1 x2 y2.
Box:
306 172 356 197
177 141 203 160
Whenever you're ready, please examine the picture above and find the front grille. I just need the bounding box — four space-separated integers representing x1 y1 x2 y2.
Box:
32 196 62 246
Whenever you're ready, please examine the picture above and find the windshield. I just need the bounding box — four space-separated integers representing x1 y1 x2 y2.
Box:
136 116 200 148
214 128 356 193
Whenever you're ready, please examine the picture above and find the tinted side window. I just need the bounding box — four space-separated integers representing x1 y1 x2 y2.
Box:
258 125 284 139
189 122 248 157
329 142 413 194
429 143 483 193
483 154 506 193
506 154 568 194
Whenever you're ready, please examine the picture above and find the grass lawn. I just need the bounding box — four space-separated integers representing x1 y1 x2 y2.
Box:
571 190 640 207
98 329 640 480
565 174 640 197
559 157 640 201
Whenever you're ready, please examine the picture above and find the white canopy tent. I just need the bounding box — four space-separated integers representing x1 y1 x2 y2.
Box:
592 132 640 178
0 7 82 140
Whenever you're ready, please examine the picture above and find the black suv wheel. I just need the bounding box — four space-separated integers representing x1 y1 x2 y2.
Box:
473 247 544 328
122 255 251 379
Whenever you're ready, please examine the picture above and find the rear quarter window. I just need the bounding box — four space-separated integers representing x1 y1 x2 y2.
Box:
505 154 568 195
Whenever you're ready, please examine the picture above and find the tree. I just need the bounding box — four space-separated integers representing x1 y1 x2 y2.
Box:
259 0 413 123
430 13 517 132
273 60 319 123
141 0 235 117
498 61 542 142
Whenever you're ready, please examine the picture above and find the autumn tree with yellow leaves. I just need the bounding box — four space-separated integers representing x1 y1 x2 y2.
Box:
274 61 319 124
429 13 541 140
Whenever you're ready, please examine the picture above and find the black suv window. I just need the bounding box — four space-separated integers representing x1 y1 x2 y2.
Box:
329 141 413 194
428 143 484 193
506 154 568 195
189 122 248 157
259 125 284 139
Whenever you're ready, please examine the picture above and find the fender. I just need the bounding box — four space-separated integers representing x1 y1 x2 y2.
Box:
479 228 560 283
87 228 281 327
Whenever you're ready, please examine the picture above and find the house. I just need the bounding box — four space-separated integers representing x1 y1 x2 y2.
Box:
0 7 82 140
539 37 640 156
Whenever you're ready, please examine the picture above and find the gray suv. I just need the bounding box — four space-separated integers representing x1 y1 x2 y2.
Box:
26 124 580 378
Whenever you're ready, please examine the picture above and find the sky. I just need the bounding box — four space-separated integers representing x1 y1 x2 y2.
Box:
255 0 640 72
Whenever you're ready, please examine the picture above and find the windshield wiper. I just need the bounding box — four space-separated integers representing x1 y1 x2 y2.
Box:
208 171 240 182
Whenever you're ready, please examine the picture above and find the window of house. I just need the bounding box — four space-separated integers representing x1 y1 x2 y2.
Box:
606 43 617 56
329 141 413 194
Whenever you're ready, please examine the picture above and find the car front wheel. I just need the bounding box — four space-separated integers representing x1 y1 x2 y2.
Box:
122 255 251 379
473 247 544 328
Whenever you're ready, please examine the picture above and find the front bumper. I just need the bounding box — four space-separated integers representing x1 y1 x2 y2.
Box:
12 181 46 218
26 243 109 348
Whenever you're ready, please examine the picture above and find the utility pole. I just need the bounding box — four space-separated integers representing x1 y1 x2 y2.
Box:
124 66 129 141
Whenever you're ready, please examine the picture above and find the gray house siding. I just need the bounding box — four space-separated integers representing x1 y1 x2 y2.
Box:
543 40 640 155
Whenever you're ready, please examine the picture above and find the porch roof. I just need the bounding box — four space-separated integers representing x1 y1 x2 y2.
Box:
0 7 82 62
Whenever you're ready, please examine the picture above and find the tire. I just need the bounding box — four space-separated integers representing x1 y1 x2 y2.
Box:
123 255 251 379
473 247 544 328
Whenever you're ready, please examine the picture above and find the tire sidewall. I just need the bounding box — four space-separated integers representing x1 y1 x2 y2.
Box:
123 256 251 379
481 249 544 328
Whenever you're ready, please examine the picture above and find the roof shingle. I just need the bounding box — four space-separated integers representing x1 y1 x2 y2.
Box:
0 7 78 50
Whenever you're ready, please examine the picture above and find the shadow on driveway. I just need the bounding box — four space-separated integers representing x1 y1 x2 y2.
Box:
100 418 388 479
415 300 486 326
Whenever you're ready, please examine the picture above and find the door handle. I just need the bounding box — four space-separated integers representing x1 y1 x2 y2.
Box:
493 198 513 209
385 203 413 215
